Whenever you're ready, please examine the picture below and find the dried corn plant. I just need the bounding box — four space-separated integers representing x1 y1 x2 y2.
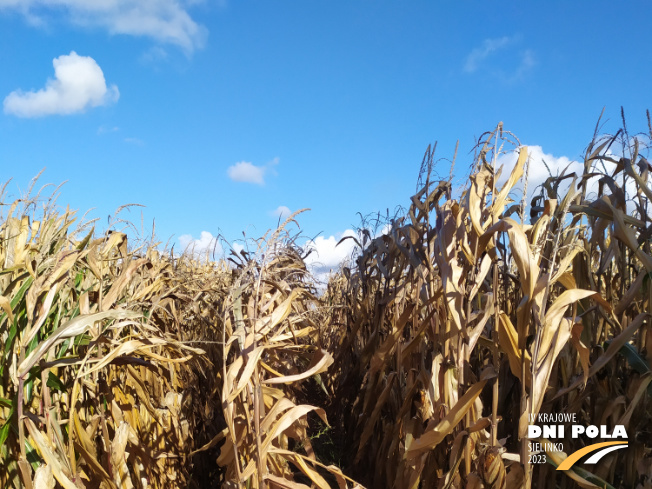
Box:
216 214 360 488
3 114 652 489
0 191 205 488
321 117 652 489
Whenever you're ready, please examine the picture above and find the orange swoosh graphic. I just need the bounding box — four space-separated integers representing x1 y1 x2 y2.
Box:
557 441 628 471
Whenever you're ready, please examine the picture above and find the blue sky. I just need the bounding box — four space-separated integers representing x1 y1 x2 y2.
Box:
1 1 651 272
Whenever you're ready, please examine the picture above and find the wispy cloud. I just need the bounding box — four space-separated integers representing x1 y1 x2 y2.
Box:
3 51 119 118
124 137 145 146
464 36 512 73
141 46 169 65
0 0 207 52
227 157 279 185
513 49 535 80
97 125 119 135
464 36 535 82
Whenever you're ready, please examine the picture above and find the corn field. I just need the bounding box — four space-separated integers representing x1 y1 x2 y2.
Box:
2 117 652 488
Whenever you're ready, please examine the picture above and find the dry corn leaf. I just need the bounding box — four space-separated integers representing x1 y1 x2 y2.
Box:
554 313 648 399
100 232 126 257
16 309 141 381
26 250 79 321
283 452 331 489
101 258 148 311
32 464 55 489
617 372 652 428
73 440 115 489
265 473 311 489
369 305 414 376
355 373 396 462
264 349 333 384
110 422 138 489
492 146 527 220
570 322 591 387
0 294 15 323
262 405 327 456
24 418 77 489
498 313 531 383
406 379 488 459
255 288 302 338
24 283 61 347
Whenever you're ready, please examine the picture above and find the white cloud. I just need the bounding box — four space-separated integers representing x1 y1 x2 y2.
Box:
178 231 223 258
228 161 265 185
270 205 292 220
3 51 119 118
464 36 535 82
464 36 512 73
0 0 207 52
227 157 279 185
304 229 358 283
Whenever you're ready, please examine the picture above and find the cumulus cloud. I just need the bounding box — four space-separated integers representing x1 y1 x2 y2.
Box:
3 51 119 118
227 157 279 185
270 206 292 220
178 231 223 258
304 229 358 283
228 161 266 185
0 0 207 52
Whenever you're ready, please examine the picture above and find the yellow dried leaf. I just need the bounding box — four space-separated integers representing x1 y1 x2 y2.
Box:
406 379 488 459
264 349 333 384
24 418 78 489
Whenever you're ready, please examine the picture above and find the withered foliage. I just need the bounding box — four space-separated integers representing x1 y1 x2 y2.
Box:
2 117 652 489
322 119 652 489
